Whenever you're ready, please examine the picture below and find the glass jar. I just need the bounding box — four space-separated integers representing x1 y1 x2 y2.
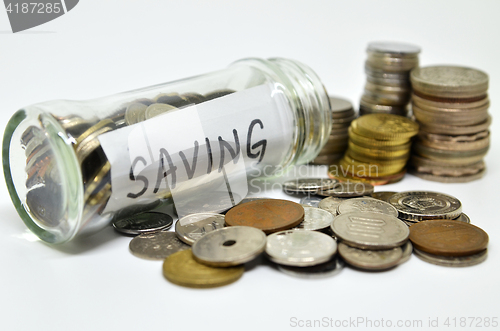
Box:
3 57 331 244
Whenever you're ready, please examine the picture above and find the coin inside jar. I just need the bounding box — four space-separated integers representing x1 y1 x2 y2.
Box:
175 213 225 245
266 230 337 267
409 220 488 256
331 212 409 250
163 250 244 288
192 226 266 267
225 199 304 234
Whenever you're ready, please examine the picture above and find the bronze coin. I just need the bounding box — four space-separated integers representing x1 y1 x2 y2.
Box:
224 199 304 234
409 220 488 256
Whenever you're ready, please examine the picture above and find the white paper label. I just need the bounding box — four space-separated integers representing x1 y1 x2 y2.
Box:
98 84 294 216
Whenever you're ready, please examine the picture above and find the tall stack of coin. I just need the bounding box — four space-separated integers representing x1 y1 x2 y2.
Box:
360 41 421 116
312 96 356 165
330 113 418 185
409 66 490 182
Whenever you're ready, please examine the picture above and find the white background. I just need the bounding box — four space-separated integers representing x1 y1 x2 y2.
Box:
1 1 499 330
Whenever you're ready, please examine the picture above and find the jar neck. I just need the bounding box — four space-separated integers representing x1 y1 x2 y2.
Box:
232 57 331 167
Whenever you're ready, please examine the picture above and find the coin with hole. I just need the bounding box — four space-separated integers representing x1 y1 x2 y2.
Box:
192 226 266 267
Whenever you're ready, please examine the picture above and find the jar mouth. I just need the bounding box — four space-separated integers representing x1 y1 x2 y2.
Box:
3 107 83 244
232 58 331 167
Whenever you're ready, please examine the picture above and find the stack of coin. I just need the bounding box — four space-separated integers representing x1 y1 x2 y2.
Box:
409 220 488 267
409 66 490 182
360 41 421 116
332 211 411 270
330 113 419 185
312 96 356 165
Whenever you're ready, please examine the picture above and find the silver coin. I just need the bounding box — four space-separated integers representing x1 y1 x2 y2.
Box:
410 66 489 99
175 213 225 245
192 226 266 267
282 178 338 194
278 257 344 279
413 248 487 267
367 41 421 55
338 242 403 270
330 96 354 113
398 241 413 265
454 213 471 223
299 196 323 207
145 103 177 119
129 231 190 260
294 206 335 231
337 197 399 217
125 102 147 125
389 191 462 221
266 230 337 267
332 212 409 250
318 196 347 216
113 212 173 236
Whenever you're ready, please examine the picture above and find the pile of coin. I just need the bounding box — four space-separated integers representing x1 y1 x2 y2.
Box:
115 178 489 287
312 96 356 165
21 89 235 229
330 113 419 185
360 41 421 116
409 66 491 183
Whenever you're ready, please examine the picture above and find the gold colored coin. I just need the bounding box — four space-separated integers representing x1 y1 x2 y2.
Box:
163 250 244 288
339 155 406 177
355 114 419 140
348 141 411 157
347 149 409 164
329 166 406 186
75 119 115 147
84 161 111 201
75 125 114 163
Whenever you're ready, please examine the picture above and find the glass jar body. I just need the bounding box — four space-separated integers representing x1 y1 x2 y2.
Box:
3 57 331 244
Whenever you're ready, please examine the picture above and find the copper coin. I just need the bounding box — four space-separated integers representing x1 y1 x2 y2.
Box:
224 199 304 234
409 220 488 256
